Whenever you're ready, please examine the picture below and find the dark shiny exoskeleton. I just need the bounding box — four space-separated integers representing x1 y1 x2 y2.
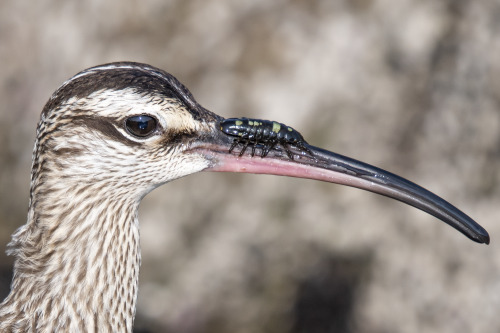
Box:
220 117 312 159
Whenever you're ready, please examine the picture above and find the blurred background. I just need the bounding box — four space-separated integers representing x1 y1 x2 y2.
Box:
0 0 499 332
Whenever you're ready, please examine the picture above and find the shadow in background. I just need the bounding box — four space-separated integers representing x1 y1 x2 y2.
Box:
292 253 372 333
0 266 13 304
1 252 372 333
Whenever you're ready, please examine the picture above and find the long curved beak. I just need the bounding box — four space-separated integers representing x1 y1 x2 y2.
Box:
190 120 490 245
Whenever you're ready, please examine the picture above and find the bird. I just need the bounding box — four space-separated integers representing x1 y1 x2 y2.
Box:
0 62 489 332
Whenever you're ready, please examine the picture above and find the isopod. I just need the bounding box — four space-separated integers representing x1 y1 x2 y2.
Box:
220 117 312 159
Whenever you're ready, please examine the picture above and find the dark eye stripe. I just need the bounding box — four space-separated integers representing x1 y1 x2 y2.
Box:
125 115 157 137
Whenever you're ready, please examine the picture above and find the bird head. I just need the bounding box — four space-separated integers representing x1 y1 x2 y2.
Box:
32 62 224 199
31 62 489 244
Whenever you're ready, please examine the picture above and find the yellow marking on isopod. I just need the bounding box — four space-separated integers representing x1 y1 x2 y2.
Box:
287 127 293 132
272 122 281 133
235 120 243 126
248 120 254 125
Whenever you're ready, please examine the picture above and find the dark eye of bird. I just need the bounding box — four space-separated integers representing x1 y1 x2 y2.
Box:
125 115 157 137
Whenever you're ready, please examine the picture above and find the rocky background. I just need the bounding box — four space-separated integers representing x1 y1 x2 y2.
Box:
0 1 499 332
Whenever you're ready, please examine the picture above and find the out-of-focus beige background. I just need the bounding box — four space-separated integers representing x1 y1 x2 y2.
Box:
0 1 498 332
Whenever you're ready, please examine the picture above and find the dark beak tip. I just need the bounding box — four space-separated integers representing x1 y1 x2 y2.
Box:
471 229 490 245
483 235 490 245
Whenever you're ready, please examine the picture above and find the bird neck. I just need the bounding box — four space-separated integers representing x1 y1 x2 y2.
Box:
0 176 142 332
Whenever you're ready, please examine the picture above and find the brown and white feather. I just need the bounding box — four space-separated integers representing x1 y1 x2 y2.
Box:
0 62 219 332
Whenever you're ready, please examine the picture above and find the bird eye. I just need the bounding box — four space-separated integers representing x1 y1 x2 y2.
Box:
125 115 157 137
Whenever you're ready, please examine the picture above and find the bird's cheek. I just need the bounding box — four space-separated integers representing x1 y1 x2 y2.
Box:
147 152 212 186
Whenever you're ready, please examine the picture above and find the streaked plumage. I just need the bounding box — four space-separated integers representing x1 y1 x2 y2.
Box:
0 63 219 331
0 62 489 332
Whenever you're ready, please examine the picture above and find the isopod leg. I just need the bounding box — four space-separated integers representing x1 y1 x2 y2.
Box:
239 140 250 156
251 142 256 157
298 142 315 157
228 139 239 153
261 141 277 158
283 144 295 160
